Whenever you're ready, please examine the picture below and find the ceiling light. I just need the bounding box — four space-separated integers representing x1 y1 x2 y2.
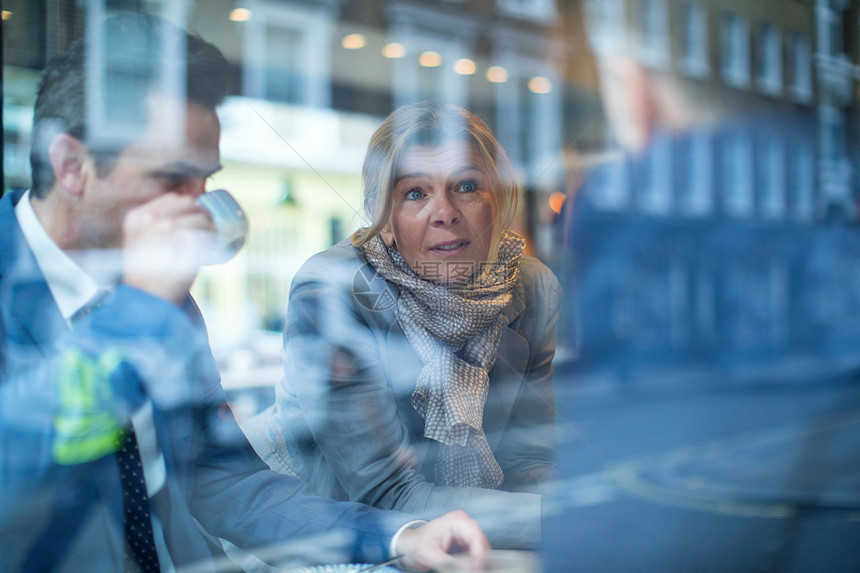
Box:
528 76 552 94
454 58 476 75
485 66 508 83
419 51 442 67
342 34 366 50
382 42 406 58
228 8 251 22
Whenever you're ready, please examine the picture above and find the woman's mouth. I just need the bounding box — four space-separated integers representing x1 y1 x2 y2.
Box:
430 240 469 255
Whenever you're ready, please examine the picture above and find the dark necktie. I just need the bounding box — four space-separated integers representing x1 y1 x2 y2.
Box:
70 290 161 570
115 427 162 573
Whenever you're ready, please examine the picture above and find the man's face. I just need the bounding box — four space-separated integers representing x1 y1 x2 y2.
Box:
79 94 222 250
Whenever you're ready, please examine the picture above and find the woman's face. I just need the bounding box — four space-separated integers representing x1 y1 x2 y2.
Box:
381 140 496 285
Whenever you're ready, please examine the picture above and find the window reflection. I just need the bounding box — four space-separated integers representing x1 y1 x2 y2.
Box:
4 0 860 570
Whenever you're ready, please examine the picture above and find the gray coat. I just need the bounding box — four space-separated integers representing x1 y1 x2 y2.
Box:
249 241 561 549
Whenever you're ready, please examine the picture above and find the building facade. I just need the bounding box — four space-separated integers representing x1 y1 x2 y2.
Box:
3 0 860 386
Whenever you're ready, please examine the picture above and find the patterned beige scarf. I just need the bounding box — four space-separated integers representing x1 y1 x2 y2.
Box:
361 230 525 488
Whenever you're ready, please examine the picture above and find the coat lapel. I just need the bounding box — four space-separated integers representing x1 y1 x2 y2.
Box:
0 191 67 356
483 327 529 450
485 282 529 449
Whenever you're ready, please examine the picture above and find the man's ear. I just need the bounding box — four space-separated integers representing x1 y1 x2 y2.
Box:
599 56 658 154
48 134 91 196
380 224 395 247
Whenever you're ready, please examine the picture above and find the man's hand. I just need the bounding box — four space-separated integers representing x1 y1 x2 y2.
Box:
394 510 489 572
122 193 215 304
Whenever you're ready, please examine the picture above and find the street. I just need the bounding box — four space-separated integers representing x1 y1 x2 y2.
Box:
543 366 860 572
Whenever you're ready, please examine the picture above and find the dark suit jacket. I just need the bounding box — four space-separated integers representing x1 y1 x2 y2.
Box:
250 241 561 549
0 189 409 572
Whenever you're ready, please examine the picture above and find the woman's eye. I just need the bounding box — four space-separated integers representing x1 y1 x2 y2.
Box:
457 179 479 193
405 188 424 200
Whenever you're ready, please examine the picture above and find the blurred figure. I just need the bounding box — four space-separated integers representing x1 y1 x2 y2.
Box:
564 0 860 382
251 101 561 549
0 13 488 572
543 1 860 572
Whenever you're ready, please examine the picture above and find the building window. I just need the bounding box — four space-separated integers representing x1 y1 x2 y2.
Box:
756 23 782 95
818 7 843 57
329 217 345 246
723 132 753 216
820 105 846 160
640 134 672 215
639 0 670 68
592 159 630 211
789 144 814 220
721 11 750 88
680 133 712 216
788 33 812 102
695 262 716 340
767 260 789 345
85 0 194 150
242 1 335 108
586 0 625 56
761 137 784 218
263 27 302 104
387 3 477 108
2 135 30 187
495 0 556 24
678 1 708 78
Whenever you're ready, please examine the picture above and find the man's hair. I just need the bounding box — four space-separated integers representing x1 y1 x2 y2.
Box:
29 12 230 198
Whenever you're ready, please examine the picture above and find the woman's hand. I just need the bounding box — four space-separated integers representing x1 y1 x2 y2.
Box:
394 510 489 572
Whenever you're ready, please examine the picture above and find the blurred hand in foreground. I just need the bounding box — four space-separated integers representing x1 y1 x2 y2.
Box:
395 510 490 572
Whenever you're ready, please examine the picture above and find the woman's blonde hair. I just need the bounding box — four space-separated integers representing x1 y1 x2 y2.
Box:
351 101 519 249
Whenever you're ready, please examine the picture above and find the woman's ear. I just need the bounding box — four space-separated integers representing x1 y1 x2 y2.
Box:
48 134 91 197
380 224 395 247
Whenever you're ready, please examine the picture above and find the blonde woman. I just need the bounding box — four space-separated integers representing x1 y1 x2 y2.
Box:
254 101 561 549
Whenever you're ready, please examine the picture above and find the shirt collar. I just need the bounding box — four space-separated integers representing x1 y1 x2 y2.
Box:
15 190 102 323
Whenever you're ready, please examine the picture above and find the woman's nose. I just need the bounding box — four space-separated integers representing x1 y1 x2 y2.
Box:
431 192 461 226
